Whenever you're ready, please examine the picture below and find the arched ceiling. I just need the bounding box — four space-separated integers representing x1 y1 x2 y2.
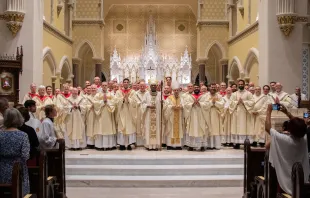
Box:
104 0 197 19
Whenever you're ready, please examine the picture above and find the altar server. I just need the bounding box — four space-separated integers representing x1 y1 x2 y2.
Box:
40 105 58 149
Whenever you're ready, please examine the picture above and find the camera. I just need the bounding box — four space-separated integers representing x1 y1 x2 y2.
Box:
272 104 280 111
303 113 309 118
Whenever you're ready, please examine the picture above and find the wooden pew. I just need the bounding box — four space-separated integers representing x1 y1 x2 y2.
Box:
0 162 36 198
28 151 57 198
277 162 310 198
45 139 66 198
243 138 266 198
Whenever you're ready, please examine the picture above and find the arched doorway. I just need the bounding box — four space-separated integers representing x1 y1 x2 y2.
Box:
195 74 208 85
244 48 259 85
42 47 56 86
206 42 224 83
77 41 95 85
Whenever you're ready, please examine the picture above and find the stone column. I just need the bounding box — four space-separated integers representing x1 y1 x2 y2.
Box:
51 76 57 94
220 59 229 83
93 58 104 78
227 0 234 37
67 1 74 37
259 0 307 92
197 58 208 83
72 58 81 87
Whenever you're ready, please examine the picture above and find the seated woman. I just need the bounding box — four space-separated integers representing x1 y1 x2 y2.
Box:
265 104 309 195
40 105 58 149
0 108 30 196
17 106 40 159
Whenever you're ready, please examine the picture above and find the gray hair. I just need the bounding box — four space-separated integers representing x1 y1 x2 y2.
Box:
3 108 24 128
0 98 9 112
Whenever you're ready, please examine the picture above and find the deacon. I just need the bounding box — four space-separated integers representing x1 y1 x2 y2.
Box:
229 79 255 149
202 83 224 149
140 80 162 150
134 82 148 144
22 83 38 104
115 78 137 150
84 84 98 148
222 87 232 145
93 82 116 150
251 86 271 144
165 81 184 150
33 85 53 120
65 88 87 150
183 84 207 151
270 82 293 109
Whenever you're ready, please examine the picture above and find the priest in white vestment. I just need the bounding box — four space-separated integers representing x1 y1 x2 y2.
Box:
64 88 87 149
290 86 307 108
22 83 38 104
202 83 224 149
32 85 53 120
140 80 162 150
40 105 58 149
164 81 184 150
270 83 293 109
183 84 207 151
84 85 98 147
251 86 271 144
229 79 255 148
222 87 232 144
115 78 137 150
134 82 148 146
93 82 117 150
265 104 309 195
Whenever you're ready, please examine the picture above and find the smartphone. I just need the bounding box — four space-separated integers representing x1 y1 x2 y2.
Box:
272 104 280 110
303 113 309 118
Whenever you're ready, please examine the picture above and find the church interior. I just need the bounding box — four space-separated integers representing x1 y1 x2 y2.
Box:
1 0 310 198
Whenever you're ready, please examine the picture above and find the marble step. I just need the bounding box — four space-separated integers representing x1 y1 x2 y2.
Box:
66 164 243 176
66 175 244 187
66 154 243 165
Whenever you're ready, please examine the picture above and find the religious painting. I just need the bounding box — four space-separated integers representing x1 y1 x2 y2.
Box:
0 72 14 94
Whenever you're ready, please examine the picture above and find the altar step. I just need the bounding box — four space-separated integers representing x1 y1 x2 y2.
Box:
65 151 244 187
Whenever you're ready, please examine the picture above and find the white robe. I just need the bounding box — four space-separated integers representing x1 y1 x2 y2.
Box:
183 93 207 149
229 90 255 144
290 93 307 108
32 96 54 120
0 112 3 130
222 95 232 143
269 128 309 195
134 90 149 146
251 94 271 143
140 92 162 149
40 118 57 149
25 112 43 140
64 96 87 149
93 92 117 148
270 91 293 109
115 89 137 146
53 94 71 139
22 92 37 105
201 93 225 149
84 94 97 146
164 95 184 148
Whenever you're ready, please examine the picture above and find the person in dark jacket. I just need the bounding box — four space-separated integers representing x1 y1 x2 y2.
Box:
17 106 40 159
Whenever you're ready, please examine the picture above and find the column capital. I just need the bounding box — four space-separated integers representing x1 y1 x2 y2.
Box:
92 57 104 64
51 76 57 81
219 58 229 65
72 57 82 64
196 58 208 65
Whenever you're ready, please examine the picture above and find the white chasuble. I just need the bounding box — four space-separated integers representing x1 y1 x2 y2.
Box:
141 92 161 149
201 93 224 149
53 94 71 139
64 96 87 149
135 91 149 138
164 95 184 147
251 94 271 143
183 93 207 149
33 96 53 120
229 90 255 143
84 94 97 146
222 95 232 143
22 92 37 105
270 91 293 109
115 89 137 146
93 92 117 148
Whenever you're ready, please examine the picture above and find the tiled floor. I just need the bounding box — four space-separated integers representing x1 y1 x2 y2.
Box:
66 187 243 198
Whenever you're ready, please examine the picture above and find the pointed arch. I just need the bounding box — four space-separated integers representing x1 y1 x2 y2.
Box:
244 48 259 76
42 47 57 75
74 40 96 58
229 56 244 80
58 55 72 74
205 41 226 59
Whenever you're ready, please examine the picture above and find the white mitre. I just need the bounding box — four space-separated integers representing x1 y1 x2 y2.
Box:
171 81 180 90
149 78 157 85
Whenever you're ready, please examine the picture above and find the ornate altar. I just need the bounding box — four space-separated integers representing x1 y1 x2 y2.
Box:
110 15 192 85
0 46 23 104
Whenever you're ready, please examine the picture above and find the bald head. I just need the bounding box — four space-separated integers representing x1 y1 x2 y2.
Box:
275 82 282 93
30 83 37 93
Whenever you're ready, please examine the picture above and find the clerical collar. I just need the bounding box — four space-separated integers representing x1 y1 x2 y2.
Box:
47 117 54 122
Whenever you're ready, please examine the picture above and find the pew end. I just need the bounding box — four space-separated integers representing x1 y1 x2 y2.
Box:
24 194 37 198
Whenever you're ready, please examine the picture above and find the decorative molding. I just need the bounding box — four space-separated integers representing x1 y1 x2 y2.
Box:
72 57 82 64
238 6 244 16
72 19 105 29
277 14 297 37
3 11 25 36
43 21 73 45
219 58 229 65
228 21 259 45
197 20 229 27
57 4 63 16
302 46 309 98
92 57 104 64
296 16 309 23
0 14 5 20
196 58 208 65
